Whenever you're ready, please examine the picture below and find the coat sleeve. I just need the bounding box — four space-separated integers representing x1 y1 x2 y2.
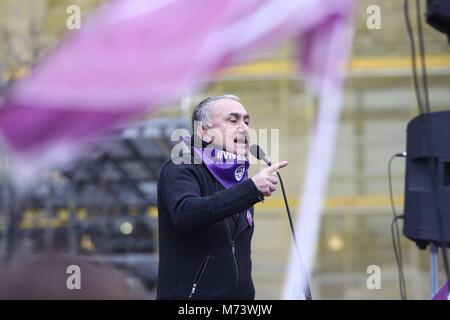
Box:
158 163 262 231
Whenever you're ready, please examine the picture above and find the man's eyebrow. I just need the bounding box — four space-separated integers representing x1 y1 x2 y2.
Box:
227 112 250 119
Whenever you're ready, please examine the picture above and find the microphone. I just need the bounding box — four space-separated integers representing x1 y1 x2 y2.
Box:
249 144 312 300
249 144 272 166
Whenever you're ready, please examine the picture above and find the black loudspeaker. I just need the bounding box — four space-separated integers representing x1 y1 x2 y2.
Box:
427 0 450 42
404 110 450 249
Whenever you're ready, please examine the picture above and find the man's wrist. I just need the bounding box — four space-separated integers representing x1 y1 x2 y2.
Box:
257 190 265 203
248 178 264 203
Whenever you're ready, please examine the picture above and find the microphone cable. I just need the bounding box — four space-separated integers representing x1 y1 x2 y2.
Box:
250 144 312 300
276 170 313 300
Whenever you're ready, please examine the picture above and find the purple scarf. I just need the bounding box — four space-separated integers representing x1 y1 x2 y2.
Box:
193 146 249 189
193 145 254 226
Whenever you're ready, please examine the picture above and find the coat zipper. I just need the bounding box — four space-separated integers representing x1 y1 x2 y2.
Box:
225 219 239 298
188 254 210 298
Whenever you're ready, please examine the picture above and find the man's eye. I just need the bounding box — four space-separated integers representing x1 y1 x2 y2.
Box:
230 119 237 123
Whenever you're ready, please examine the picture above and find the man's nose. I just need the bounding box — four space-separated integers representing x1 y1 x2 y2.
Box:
238 120 250 133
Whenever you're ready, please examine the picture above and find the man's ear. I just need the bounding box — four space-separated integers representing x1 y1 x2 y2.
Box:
196 122 212 143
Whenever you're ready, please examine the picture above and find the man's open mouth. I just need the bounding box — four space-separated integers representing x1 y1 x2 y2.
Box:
234 137 248 145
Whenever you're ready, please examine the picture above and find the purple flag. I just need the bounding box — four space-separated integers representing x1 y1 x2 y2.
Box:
433 281 450 300
0 0 354 180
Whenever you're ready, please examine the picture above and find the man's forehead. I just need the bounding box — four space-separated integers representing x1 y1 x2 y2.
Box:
211 99 248 117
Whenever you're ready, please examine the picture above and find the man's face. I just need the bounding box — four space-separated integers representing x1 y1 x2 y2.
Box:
202 99 251 155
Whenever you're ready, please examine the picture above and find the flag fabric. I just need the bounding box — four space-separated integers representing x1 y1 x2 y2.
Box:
0 0 353 180
433 281 450 300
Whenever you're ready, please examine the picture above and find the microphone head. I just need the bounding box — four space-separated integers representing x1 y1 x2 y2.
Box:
250 144 271 165
250 144 263 160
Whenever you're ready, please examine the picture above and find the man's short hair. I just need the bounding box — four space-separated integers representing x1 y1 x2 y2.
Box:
191 94 240 132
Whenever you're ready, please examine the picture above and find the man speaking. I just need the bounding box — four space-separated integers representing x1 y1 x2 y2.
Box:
156 94 288 300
